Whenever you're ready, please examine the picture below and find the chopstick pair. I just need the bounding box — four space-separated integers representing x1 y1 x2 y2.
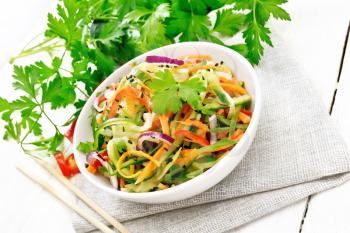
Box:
17 159 130 233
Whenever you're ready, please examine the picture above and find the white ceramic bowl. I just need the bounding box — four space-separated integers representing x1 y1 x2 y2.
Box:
73 42 261 204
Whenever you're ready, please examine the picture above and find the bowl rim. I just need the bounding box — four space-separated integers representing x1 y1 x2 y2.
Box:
73 41 261 201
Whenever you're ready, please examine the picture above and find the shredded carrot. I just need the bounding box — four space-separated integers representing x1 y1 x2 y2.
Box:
135 147 166 184
117 150 160 179
179 54 212 60
217 109 225 115
175 149 199 166
220 83 247 95
231 129 244 141
238 112 251 124
159 115 170 135
179 119 209 131
181 104 193 120
109 101 119 118
87 164 97 174
149 117 161 131
119 178 125 188
129 164 135 175
219 77 239 85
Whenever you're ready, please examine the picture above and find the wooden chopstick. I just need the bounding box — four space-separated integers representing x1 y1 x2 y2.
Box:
17 164 116 233
21 159 130 233
33 158 130 233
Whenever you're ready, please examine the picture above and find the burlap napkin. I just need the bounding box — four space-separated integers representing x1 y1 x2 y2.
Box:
72 39 350 233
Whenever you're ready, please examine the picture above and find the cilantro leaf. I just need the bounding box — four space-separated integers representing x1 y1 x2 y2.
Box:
213 9 245 37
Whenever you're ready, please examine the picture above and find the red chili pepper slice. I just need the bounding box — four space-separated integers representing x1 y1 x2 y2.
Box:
64 120 76 143
240 108 252 116
54 152 71 177
66 153 80 175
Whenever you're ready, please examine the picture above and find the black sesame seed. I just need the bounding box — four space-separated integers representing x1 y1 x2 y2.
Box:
206 69 210 71
215 63 218 66
122 126 125 132
166 65 170 68
220 61 224 65
128 140 132 144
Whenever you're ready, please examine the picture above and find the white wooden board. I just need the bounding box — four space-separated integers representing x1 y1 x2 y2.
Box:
302 24 350 233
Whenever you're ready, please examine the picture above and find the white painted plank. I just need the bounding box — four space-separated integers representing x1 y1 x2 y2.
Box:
302 26 350 233
234 200 306 233
230 0 350 232
269 0 350 108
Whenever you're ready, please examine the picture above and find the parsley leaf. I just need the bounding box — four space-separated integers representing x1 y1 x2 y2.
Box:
138 3 171 51
13 66 37 97
91 20 125 48
78 141 95 153
213 9 245 37
166 10 211 41
46 0 86 44
149 70 206 114
233 0 291 64
41 76 76 109
178 77 206 109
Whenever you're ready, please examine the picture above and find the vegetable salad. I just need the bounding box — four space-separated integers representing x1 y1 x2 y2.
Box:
78 54 252 192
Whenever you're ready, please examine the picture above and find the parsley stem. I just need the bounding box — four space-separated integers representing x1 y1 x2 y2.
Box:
33 97 62 135
76 86 89 99
20 110 43 151
10 44 64 63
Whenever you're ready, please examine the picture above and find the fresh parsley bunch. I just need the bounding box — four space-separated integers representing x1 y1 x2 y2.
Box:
0 0 290 156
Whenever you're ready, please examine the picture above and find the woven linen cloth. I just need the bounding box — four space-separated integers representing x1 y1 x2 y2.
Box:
72 39 350 233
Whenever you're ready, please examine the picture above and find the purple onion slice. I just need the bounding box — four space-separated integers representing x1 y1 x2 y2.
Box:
137 131 175 150
86 151 108 168
146 55 184 66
